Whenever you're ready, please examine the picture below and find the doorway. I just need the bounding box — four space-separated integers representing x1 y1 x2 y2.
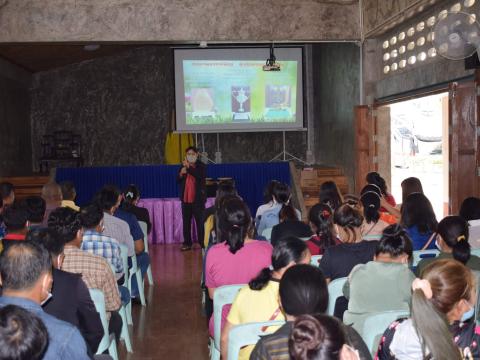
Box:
385 92 449 219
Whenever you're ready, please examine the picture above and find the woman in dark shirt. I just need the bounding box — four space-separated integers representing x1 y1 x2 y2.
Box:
121 184 152 234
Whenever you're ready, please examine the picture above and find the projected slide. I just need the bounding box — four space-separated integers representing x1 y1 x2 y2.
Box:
174 48 304 132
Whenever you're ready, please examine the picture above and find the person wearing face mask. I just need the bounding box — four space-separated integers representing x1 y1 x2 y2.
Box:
177 146 207 251
377 259 480 359
343 225 415 333
416 215 480 276
0 241 90 359
27 228 103 358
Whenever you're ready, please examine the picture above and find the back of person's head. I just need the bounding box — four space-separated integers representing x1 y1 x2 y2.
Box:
217 197 252 254
214 182 238 209
3 203 29 231
459 197 480 222
289 314 346 360
26 228 65 257
412 259 473 360
308 204 335 251
79 203 104 229
60 181 76 201
0 182 14 202
376 225 413 260
263 180 280 204
0 305 49 360
437 216 470 264
279 204 298 222
342 194 361 210
401 177 423 204
123 184 140 204
401 193 437 234
0 241 52 291
95 185 121 211
272 182 291 205
360 187 381 224
319 181 343 211
41 182 63 203
366 172 388 196
333 204 364 243
23 196 46 224
280 264 328 316
249 237 309 291
47 207 81 244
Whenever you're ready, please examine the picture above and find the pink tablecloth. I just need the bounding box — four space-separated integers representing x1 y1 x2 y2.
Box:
138 198 215 244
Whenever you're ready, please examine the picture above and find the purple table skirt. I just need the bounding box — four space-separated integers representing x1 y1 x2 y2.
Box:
138 198 215 245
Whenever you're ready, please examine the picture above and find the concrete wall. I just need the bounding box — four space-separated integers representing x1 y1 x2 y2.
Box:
0 58 32 176
0 0 359 42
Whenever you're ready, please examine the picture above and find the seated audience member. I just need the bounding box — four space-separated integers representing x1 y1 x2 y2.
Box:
2 204 29 251
377 259 479 359
359 188 389 240
0 241 89 359
221 237 311 360
205 197 273 337
255 180 280 219
250 264 371 360
416 216 480 275
27 228 103 355
366 171 396 210
0 182 15 208
60 181 80 211
48 207 122 340
257 182 300 236
307 204 338 256
0 304 49 360
343 225 415 332
41 182 63 226
459 196 480 248
0 197 4 239
343 194 362 211
289 314 364 360
121 184 152 234
319 181 343 212
320 204 378 282
362 184 397 225
270 205 312 246
24 196 47 230
400 193 437 250
380 177 424 220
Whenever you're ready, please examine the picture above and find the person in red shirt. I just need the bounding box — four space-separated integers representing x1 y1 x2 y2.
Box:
177 146 207 251
306 204 339 256
2 203 29 251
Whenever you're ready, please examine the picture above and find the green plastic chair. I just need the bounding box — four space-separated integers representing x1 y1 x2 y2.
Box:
412 249 439 267
327 277 347 316
227 320 285 360
361 310 410 356
210 284 245 360
310 255 322 266
138 221 154 285
88 289 119 360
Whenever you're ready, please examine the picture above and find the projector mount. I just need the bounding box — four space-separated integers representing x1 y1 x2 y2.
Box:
263 43 281 71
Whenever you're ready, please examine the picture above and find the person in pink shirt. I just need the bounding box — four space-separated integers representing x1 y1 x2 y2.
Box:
205 197 273 336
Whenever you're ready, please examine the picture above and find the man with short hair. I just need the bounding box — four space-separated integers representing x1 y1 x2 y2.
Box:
60 181 80 211
0 241 89 359
27 228 103 356
0 182 15 208
41 182 63 226
24 196 46 229
2 204 29 251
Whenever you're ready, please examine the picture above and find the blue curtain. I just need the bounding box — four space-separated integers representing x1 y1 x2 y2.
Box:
56 162 290 215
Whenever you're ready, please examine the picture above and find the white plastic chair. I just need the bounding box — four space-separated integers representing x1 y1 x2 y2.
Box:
88 289 119 360
327 277 348 316
412 249 439 267
310 255 322 266
261 227 273 241
118 245 133 325
361 310 410 356
227 320 285 360
210 284 245 360
471 248 480 257
138 221 154 285
129 253 146 306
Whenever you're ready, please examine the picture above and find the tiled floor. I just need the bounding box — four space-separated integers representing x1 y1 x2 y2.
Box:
118 244 210 360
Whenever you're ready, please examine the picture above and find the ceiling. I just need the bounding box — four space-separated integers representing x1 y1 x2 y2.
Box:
0 44 147 73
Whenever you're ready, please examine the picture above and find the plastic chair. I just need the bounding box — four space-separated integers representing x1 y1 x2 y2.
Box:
129 253 146 306
88 289 119 360
227 320 285 360
310 255 322 266
210 284 245 360
261 227 273 241
327 277 347 316
412 249 439 267
361 310 410 356
138 221 154 285
471 249 480 257
119 244 133 325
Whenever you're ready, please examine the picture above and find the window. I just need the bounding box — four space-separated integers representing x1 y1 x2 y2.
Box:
399 32 406 41
450 3 461 12
399 45 406 54
407 27 416 37
416 22 425 32
427 16 436 27
390 49 398 58
427 31 435 42
399 59 407 68
384 65 390 74
383 41 389 49
407 41 416 51
418 52 427 61
408 55 417 65
417 37 426 46
383 53 390 61
464 0 475 7
391 63 398 71
428 48 437 58
390 36 398 45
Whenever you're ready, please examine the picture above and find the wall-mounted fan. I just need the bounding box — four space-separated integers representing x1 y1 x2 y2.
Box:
433 11 480 60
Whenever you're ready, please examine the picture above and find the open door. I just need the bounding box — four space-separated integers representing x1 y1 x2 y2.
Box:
449 79 480 214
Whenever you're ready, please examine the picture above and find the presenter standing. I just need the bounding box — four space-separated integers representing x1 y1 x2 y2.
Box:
178 146 206 251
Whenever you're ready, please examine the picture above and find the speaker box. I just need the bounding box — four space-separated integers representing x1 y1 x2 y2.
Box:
465 52 480 69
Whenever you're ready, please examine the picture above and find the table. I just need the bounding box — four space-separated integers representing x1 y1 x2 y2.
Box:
138 198 215 244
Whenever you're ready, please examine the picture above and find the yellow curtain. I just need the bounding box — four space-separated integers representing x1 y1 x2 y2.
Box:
164 132 194 164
